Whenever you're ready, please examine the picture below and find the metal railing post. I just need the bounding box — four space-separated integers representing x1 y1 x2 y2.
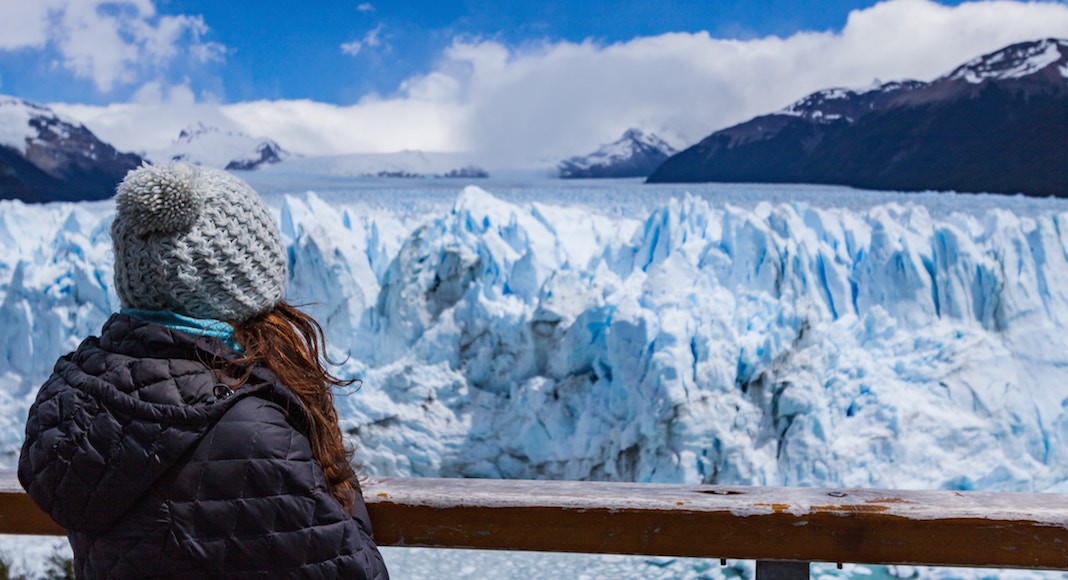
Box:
756 560 810 579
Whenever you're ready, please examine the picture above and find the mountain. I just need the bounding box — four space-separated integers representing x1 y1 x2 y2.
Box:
648 39 1068 196
558 129 677 178
0 96 143 203
254 150 490 180
147 123 289 171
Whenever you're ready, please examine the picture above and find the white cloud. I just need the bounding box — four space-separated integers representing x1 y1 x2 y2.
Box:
341 24 383 56
340 40 363 56
54 0 1068 166
51 77 468 156
434 0 1068 164
53 82 236 153
357 3 375 13
0 1 65 50
0 0 223 92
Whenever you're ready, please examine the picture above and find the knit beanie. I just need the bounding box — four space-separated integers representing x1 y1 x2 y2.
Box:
111 162 288 322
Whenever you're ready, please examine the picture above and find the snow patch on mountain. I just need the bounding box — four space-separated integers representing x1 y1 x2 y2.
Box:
779 80 925 122
0 96 143 202
558 129 677 178
946 38 1068 83
781 89 856 118
147 123 289 170
778 39 1068 121
583 129 675 163
0 96 82 155
0 97 47 154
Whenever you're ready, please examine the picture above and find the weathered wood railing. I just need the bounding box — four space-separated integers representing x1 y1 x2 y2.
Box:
3 472 1067 578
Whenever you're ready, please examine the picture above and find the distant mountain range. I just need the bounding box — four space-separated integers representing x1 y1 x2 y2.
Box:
558 129 676 178
3 39 1065 202
146 123 290 171
649 38 1068 196
255 149 490 179
0 98 493 202
0 96 142 203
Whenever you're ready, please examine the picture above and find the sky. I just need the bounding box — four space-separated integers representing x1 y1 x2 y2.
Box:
1 0 1067 165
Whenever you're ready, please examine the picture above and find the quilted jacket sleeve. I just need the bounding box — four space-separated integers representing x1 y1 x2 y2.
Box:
162 394 389 579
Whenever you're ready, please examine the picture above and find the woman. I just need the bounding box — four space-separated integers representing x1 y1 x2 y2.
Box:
18 163 389 579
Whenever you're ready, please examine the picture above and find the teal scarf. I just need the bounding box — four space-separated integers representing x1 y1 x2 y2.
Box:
122 309 243 352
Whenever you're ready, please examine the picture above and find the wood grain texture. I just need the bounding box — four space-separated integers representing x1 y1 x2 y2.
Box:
2 472 1067 569
361 478 1068 569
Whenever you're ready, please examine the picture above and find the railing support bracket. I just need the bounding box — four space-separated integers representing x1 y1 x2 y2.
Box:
756 560 810 579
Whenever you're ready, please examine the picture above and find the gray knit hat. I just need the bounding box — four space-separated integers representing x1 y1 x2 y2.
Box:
111 162 287 322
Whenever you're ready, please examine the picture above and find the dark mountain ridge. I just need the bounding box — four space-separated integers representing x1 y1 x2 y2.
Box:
648 39 1068 196
0 96 142 203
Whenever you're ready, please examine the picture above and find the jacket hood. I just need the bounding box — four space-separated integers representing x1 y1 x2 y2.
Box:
18 313 304 534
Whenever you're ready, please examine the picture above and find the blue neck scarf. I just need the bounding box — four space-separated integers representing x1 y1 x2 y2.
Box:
121 309 243 352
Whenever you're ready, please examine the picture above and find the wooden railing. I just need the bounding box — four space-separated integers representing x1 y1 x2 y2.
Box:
3 472 1067 578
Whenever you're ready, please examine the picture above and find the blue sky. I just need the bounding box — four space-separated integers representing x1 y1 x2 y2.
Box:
1 0 972 105
2 0 1066 163
170 0 929 103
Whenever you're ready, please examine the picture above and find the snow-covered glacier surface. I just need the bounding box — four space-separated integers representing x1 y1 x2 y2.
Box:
3 182 1068 578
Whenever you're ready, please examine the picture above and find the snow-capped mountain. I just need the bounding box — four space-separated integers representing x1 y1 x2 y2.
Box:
558 129 676 178
0 96 142 203
147 123 289 171
780 81 926 123
650 38 1068 196
945 37 1068 85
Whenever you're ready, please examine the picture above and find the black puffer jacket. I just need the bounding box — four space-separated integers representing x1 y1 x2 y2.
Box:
18 314 389 579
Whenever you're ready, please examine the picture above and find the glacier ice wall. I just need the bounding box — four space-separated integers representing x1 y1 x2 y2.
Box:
3 188 1068 493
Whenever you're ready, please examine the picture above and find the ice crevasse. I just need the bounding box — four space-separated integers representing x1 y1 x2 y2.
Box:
1 186 1067 494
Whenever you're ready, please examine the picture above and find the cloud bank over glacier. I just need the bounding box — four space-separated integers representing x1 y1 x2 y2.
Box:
50 0 1068 164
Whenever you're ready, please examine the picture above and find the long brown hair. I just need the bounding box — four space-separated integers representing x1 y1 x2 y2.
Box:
229 300 357 511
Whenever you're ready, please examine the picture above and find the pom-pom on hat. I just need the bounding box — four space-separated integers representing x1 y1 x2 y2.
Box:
111 162 288 322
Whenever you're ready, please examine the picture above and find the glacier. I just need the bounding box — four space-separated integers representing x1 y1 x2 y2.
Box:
3 183 1068 578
